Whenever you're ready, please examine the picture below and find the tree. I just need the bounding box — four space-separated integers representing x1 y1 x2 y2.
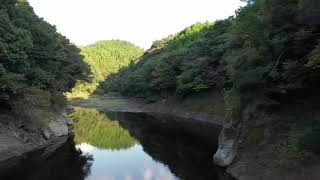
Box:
0 0 89 113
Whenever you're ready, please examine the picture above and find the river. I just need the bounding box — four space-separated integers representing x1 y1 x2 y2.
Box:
0 107 233 180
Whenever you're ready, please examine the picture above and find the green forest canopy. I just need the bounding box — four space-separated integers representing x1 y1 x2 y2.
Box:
103 21 226 97
0 0 88 113
104 0 320 101
67 40 143 99
102 0 320 154
69 108 138 150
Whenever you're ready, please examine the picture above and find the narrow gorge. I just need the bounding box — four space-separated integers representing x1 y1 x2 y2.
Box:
1 0 320 180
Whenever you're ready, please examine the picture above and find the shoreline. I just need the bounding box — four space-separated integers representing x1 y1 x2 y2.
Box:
70 94 320 180
70 92 225 126
0 111 72 175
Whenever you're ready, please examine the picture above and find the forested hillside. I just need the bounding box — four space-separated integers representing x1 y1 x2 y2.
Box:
103 0 320 169
104 22 223 97
0 0 88 115
105 0 320 99
67 40 143 99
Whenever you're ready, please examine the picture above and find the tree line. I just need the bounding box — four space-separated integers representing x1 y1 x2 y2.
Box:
102 0 320 154
67 40 143 99
104 0 320 101
0 0 88 114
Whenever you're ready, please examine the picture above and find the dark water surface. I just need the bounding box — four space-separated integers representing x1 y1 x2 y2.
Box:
0 108 232 180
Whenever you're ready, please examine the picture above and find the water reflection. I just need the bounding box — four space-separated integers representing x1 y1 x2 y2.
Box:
71 108 178 180
0 108 232 180
77 144 177 180
112 112 232 180
71 108 232 180
70 107 137 150
0 138 93 180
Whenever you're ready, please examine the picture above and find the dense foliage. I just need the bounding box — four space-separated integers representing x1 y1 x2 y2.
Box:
0 0 88 111
103 0 320 155
67 40 143 98
226 0 320 96
103 22 227 97
104 0 320 102
69 108 138 150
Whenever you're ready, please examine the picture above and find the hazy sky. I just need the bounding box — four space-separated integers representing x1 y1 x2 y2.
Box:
28 0 245 49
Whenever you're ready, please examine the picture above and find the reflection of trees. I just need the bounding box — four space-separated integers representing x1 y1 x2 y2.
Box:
1 139 93 180
112 112 233 180
70 108 138 150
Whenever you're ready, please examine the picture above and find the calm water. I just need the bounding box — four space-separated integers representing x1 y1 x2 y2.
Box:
0 108 232 180
77 144 177 180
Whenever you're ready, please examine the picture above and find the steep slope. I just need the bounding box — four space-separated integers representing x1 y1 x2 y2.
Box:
0 0 88 167
103 22 226 98
102 0 320 179
0 0 88 110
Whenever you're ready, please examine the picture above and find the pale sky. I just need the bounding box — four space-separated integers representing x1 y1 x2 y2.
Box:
28 0 245 49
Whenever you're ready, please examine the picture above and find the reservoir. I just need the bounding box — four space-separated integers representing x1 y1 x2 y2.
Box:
0 108 232 180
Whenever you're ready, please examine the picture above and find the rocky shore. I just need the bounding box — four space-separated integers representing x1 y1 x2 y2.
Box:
0 111 72 174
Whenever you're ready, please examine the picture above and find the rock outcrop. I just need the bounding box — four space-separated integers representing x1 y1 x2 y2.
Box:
47 115 69 137
0 111 72 173
214 95 320 180
214 132 238 167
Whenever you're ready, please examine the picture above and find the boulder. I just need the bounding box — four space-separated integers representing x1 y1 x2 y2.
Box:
48 120 68 137
43 129 51 139
214 139 237 167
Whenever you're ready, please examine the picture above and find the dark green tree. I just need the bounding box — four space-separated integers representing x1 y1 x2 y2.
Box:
0 0 89 113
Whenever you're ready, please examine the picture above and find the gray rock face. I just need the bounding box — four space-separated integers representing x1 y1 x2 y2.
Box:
214 126 238 167
47 117 69 137
66 118 73 125
0 110 71 174
214 114 242 167
214 139 237 167
43 129 51 139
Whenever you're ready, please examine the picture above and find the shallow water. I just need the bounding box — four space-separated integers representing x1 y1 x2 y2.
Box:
0 108 232 180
